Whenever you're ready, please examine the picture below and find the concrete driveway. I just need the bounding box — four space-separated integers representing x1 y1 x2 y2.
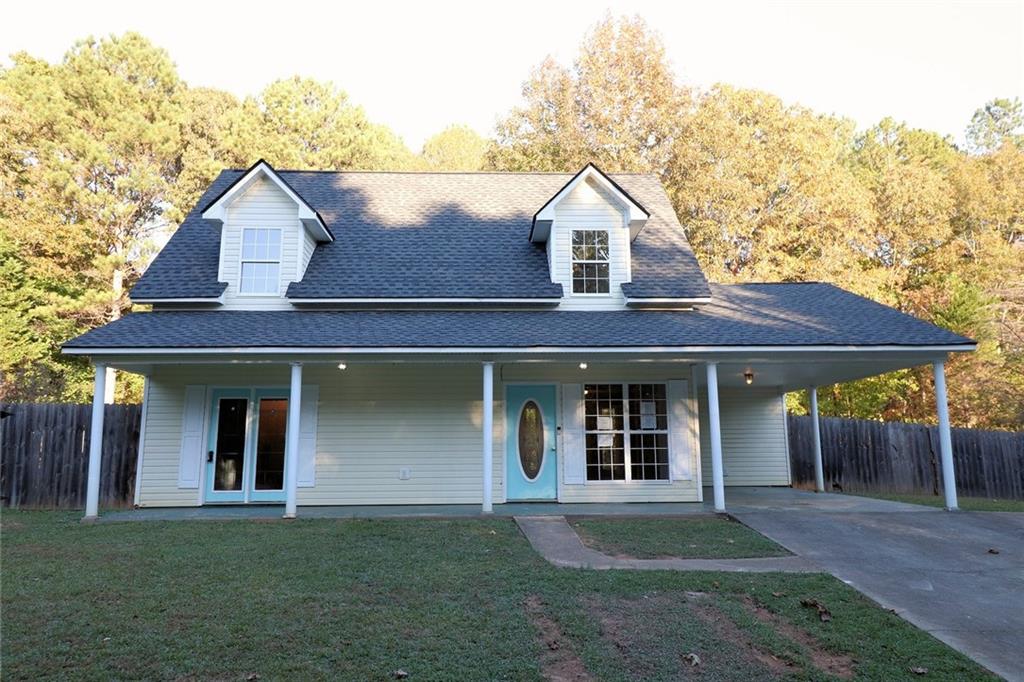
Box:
730 490 1024 680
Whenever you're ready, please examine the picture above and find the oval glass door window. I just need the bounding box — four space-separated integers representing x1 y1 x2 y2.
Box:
518 400 545 480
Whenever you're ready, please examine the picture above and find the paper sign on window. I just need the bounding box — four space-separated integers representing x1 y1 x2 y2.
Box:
640 401 657 429
598 433 614 448
597 415 613 431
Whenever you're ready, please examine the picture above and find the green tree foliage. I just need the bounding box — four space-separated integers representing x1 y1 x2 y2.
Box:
421 125 487 171
966 97 1024 154
224 77 414 171
1 33 186 401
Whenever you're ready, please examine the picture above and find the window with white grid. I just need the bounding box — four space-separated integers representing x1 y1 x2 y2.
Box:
239 228 282 294
571 230 610 294
584 383 669 482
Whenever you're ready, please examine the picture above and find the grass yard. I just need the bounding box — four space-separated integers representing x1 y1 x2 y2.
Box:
571 515 791 559
1 511 995 681
844 492 1024 512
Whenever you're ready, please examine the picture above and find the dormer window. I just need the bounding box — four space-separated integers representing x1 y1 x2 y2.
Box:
240 228 282 294
571 229 610 294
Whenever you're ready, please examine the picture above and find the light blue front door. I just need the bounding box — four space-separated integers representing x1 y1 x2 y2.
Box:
205 388 289 504
506 385 558 500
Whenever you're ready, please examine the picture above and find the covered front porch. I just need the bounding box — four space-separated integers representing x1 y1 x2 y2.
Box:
72 345 966 520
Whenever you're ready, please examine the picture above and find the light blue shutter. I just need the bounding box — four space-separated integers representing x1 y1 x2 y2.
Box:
562 383 586 484
297 385 319 487
668 380 692 481
177 385 206 488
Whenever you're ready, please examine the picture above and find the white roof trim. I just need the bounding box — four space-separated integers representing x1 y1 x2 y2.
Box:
131 296 224 305
531 163 650 243
64 343 976 356
201 160 332 242
625 297 712 307
289 297 562 306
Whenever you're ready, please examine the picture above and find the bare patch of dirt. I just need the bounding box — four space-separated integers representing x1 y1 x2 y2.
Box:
691 602 795 676
523 595 593 682
741 596 855 679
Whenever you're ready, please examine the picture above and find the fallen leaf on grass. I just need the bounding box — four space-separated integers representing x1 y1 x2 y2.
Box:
800 598 833 622
683 653 701 667
909 666 928 675
392 671 409 680
245 674 260 681
771 591 786 598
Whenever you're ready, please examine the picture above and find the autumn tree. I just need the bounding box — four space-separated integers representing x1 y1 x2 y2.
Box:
224 77 414 171
421 124 487 171
488 15 687 173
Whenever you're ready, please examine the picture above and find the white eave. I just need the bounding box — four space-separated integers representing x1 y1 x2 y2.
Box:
131 295 225 305
624 296 712 309
200 159 333 242
530 163 650 243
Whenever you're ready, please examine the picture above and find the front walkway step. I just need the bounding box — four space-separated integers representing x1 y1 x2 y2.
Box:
515 515 819 573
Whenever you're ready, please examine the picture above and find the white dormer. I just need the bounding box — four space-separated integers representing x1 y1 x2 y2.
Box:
201 160 332 309
530 164 649 310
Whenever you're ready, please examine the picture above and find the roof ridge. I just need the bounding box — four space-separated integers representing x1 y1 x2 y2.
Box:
223 168 657 177
714 281 826 286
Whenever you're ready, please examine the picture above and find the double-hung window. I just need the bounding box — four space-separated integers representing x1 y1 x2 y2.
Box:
584 383 669 481
240 228 282 295
571 229 610 294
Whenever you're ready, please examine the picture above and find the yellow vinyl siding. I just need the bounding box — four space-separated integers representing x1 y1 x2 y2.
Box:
698 387 791 486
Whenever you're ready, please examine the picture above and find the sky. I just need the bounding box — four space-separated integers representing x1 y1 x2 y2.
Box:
3 0 1022 149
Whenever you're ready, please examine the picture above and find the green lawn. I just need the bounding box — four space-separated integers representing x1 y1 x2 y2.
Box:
844 492 1024 512
1 511 994 681
571 515 791 559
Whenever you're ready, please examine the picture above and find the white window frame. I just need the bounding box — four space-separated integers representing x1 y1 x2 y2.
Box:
583 382 671 483
239 228 282 296
570 229 611 296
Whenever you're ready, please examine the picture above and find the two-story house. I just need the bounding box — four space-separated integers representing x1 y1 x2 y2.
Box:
64 161 974 519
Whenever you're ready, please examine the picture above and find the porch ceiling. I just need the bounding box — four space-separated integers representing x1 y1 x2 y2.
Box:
98 348 950 391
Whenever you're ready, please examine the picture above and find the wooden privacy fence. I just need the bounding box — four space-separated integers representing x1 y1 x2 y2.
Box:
788 415 1024 500
1 403 141 509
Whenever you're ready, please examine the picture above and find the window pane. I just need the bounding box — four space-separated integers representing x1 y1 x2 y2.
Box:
629 433 669 480
242 228 282 260
571 230 611 295
595 264 609 293
240 262 279 294
254 398 287 490
628 383 668 431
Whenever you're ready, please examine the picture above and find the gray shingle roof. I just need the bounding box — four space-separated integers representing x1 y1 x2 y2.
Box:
130 169 710 301
67 283 971 349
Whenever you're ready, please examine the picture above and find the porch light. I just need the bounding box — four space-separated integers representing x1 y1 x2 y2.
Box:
579 362 588 370
744 368 754 385
337 362 347 370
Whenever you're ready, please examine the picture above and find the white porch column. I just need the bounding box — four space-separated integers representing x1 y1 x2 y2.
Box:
809 386 825 493
933 361 958 511
482 361 494 513
84 363 107 520
284 362 303 519
705 362 726 512
103 366 116 404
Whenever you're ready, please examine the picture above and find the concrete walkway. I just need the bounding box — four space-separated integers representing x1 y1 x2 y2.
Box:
733 507 1024 680
514 515 818 572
